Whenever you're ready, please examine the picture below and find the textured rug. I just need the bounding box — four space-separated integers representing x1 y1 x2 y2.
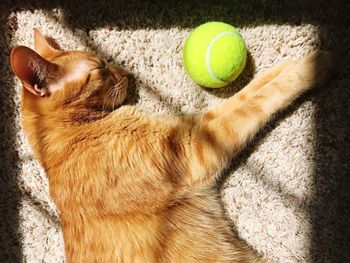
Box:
1 1 349 262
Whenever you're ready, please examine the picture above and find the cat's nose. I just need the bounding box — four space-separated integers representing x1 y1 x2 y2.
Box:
117 68 130 78
108 65 129 77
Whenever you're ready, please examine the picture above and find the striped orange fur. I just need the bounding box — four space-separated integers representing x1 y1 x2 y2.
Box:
10 29 332 263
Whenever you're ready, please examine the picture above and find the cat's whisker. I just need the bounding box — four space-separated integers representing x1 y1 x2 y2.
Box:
102 92 112 118
112 88 120 111
107 87 116 104
112 77 127 110
101 96 108 119
102 95 110 118
102 88 109 112
102 86 115 118
102 88 112 110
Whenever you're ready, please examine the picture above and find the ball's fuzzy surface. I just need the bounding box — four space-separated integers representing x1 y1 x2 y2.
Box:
183 22 247 88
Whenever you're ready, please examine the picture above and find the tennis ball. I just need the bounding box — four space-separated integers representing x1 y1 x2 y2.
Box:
183 22 247 88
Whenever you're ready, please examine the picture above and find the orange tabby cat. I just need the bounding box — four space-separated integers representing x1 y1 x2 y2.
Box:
11 29 332 263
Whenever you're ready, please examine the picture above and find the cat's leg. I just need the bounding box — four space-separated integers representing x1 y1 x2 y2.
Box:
187 51 333 185
212 60 296 116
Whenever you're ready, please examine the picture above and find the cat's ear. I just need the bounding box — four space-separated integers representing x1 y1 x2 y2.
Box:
33 28 60 58
11 46 59 97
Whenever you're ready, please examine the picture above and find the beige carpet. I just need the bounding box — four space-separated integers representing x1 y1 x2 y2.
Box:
1 1 349 262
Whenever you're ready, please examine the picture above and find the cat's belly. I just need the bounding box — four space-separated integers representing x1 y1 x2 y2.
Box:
60 188 253 263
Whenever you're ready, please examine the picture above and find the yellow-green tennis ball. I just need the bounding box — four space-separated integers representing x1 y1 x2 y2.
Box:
183 22 247 88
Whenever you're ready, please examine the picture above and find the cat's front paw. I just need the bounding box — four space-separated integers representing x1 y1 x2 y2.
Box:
295 50 334 89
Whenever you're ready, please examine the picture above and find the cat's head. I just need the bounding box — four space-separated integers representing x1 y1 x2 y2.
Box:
10 29 129 117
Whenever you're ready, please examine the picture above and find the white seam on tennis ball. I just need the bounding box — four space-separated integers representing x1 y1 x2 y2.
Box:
205 31 242 83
